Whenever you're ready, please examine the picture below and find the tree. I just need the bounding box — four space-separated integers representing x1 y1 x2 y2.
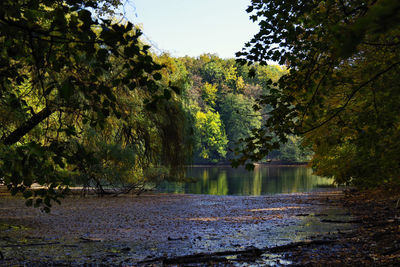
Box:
220 93 261 158
235 0 400 186
200 61 225 84
194 110 228 163
201 82 218 107
0 0 177 210
268 136 312 163
177 54 293 164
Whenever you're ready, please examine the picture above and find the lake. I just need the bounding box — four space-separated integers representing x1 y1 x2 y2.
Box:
157 165 334 195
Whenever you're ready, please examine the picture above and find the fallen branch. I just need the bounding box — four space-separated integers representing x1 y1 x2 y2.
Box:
138 239 335 265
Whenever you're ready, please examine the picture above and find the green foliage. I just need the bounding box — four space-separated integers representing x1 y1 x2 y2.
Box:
220 94 261 158
0 0 185 209
200 60 225 84
236 0 400 187
269 136 312 163
201 83 218 107
0 142 69 211
172 54 295 164
0 0 309 211
71 129 139 195
168 54 294 164
194 110 228 162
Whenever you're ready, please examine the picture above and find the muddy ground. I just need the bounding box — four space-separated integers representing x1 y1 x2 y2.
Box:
283 186 400 266
0 187 399 266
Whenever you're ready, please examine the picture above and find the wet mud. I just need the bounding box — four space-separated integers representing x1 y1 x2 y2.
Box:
0 190 359 266
282 187 400 266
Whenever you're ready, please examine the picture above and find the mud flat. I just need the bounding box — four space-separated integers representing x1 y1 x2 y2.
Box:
0 190 364 265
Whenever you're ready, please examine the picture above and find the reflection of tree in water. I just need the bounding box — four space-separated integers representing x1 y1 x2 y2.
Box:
252 168 262 196
159 166 333 195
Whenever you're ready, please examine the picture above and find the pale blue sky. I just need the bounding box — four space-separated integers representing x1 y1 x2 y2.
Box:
122 0 258 59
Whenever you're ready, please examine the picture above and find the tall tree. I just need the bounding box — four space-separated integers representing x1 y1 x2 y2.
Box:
235 0 400 186
0 0 175 210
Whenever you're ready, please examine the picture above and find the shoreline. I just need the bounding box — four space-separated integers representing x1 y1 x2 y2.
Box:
186 161 309 168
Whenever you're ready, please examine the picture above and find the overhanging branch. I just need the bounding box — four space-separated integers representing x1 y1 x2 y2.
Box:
1 106 54 145
298 61 400 135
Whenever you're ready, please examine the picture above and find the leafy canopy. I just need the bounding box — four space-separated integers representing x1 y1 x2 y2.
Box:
0 0 176 210
235 0 400 186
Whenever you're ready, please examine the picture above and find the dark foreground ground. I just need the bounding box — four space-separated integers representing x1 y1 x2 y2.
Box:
0 186 399 266
278 185 400 266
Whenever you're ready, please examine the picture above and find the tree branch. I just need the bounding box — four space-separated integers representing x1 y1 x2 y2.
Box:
298 61 400 135
1 106 54 145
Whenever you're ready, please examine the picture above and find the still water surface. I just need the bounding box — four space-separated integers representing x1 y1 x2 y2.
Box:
158 165 334 195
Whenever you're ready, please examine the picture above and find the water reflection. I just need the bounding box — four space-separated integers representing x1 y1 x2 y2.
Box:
158 165 334 195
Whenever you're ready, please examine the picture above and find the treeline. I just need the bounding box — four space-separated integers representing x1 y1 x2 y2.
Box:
157 54 311 164
7 0 398 209
0 0 309 210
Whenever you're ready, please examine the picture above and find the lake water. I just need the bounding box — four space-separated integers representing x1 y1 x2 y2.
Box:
157 165 334 195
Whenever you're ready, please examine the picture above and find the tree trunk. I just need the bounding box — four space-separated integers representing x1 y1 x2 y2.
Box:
1 106 54 145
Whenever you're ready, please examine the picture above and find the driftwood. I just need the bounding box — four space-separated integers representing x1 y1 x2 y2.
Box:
138 239 335 265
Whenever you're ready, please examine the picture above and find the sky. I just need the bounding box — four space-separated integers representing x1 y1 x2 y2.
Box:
122 0 259 59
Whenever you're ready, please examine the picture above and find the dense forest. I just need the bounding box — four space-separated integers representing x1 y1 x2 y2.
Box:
157 54 311 164
0 0 399 211
0 0 310 210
